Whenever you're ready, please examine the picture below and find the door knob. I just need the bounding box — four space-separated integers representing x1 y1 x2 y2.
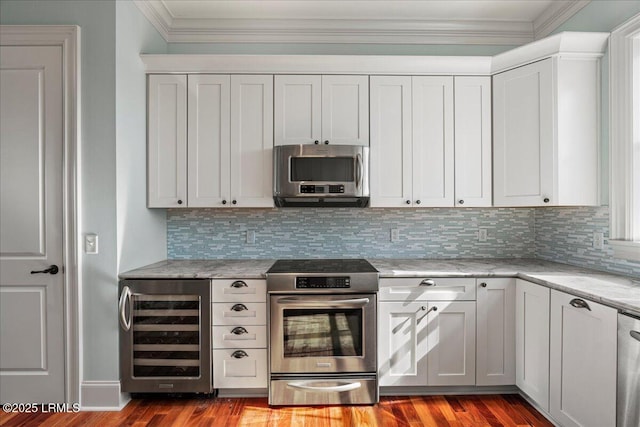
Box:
31 265 59 275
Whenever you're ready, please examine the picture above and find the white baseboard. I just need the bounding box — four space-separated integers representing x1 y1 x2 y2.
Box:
80 381 130 411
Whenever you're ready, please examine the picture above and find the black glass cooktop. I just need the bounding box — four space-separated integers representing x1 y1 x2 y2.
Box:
267 259 378 274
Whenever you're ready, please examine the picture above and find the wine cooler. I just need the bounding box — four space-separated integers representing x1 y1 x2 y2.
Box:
119 279 212 393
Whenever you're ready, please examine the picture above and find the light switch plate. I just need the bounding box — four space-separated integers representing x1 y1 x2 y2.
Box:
85 233 98 254
478 228 488 242
390 228 400 242
246 230 256 244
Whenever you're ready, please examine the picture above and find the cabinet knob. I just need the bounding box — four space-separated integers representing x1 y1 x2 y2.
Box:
421 306 427 311
415 200 421 205
231 350 249 359
543 197 550 203
406 200 411 205
222 199 227 205
458 199 465 205
314 140 319 145
480 282 487 288
324 140 329 145
232 200 237 205
177 199 183 205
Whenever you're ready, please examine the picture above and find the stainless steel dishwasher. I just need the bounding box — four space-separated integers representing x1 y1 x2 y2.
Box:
618 312 640 427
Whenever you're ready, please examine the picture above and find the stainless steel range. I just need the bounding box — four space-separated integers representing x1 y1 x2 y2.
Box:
266 259 379 406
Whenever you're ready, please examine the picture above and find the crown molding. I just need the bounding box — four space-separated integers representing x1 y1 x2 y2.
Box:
133 0 172 41
533 0 591 39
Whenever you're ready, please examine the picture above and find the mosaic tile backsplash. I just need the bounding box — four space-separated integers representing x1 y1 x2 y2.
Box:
167 208 536 260
535 206 640 278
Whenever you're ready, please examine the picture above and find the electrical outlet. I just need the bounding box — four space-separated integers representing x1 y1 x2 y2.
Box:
593 232 604 250
478 228 488 242
246 230 256 244
390 228 400 242
85 233 98 254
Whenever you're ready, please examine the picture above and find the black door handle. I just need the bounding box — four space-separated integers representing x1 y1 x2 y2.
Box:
31 265 59 275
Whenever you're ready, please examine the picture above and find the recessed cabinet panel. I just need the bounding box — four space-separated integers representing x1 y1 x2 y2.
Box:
370 76 412 207
148 75 187 208
212 349 268 389
321 75 369 146
274 75 321 145
188 75 231 207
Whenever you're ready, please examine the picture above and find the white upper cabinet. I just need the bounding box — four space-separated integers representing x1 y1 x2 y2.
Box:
149 74 273 208
371 76 490 207
148 74 187 208
493 57 600 206
275 75 368 146
370 76 413 207
230 75 274 207
549 290 617 427
454 76 492 207
188 74 231 207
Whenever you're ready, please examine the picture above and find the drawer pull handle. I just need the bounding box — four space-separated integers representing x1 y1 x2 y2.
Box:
231 350 248 359
231 326 248 335
420 279 436 287
630 331 640 342
569 298 591 311
231 280 248 288
231 303 248 312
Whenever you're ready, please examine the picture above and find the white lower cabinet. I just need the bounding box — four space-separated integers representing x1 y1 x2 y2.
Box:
549 290 617 427
378 278 476 387
515 279 550 411
211 279 267 390
476 278 516 386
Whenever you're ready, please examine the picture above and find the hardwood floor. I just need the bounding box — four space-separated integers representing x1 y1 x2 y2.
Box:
0 394 553 427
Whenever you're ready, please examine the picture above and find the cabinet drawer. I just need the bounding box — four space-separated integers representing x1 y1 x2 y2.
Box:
379 278 476 301
213 349 268 389
212 302 267 325
212 325 267 349
212 279 266 303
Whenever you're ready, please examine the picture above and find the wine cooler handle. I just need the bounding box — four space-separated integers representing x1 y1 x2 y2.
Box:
119 286 132 331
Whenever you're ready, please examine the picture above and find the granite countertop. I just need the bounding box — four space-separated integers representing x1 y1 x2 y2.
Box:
120 258 640 315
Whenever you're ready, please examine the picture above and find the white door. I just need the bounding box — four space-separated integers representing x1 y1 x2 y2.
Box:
493 59 553 206
0 46 65 403
274 75 321 145
515 279 550 411
476 278 516 386
427 301 476 386
147 74 187 208
378 302 429 386
411 76 454 207
321 75 369 146
230 75 274 208
369 76 412 207
549 290 617 427
454 76 492 207
188 74 231 207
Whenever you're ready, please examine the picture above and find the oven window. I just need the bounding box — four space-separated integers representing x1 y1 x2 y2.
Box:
283 308 363 357
290 157 354 182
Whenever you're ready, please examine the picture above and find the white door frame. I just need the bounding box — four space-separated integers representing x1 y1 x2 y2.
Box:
0 25 81 404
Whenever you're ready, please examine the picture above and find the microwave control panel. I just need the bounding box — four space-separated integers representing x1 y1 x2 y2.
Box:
300 185 345 194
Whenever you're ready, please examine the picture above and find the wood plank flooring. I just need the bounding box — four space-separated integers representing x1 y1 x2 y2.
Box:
0 394 553 427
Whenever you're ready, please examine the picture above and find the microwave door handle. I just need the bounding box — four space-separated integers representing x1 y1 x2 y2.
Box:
355 153 362 190
277 297 370 306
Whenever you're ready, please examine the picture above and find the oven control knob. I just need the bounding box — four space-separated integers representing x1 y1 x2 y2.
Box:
230 303 248 312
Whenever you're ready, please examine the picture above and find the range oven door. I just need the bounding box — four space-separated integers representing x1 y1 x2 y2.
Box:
269 293 377 374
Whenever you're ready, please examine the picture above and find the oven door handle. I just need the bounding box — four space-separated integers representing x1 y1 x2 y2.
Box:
276 297 370 306
287 381 362 393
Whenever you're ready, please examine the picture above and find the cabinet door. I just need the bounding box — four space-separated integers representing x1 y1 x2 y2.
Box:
476 278 515 386
379 277 476 302
549 291 617 427
427 301 476 386
187 75 231 207
493 59 553 206
454 76 492 207
370 76 412 207
148 74 187 208
321 75 369 146
378 302 429 386
411 76 454 207
274 75 321 145
515 279 550 411
212 349 267 389
230 75 274 207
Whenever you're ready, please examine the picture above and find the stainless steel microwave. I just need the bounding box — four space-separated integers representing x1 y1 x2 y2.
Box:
273 144 370 207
